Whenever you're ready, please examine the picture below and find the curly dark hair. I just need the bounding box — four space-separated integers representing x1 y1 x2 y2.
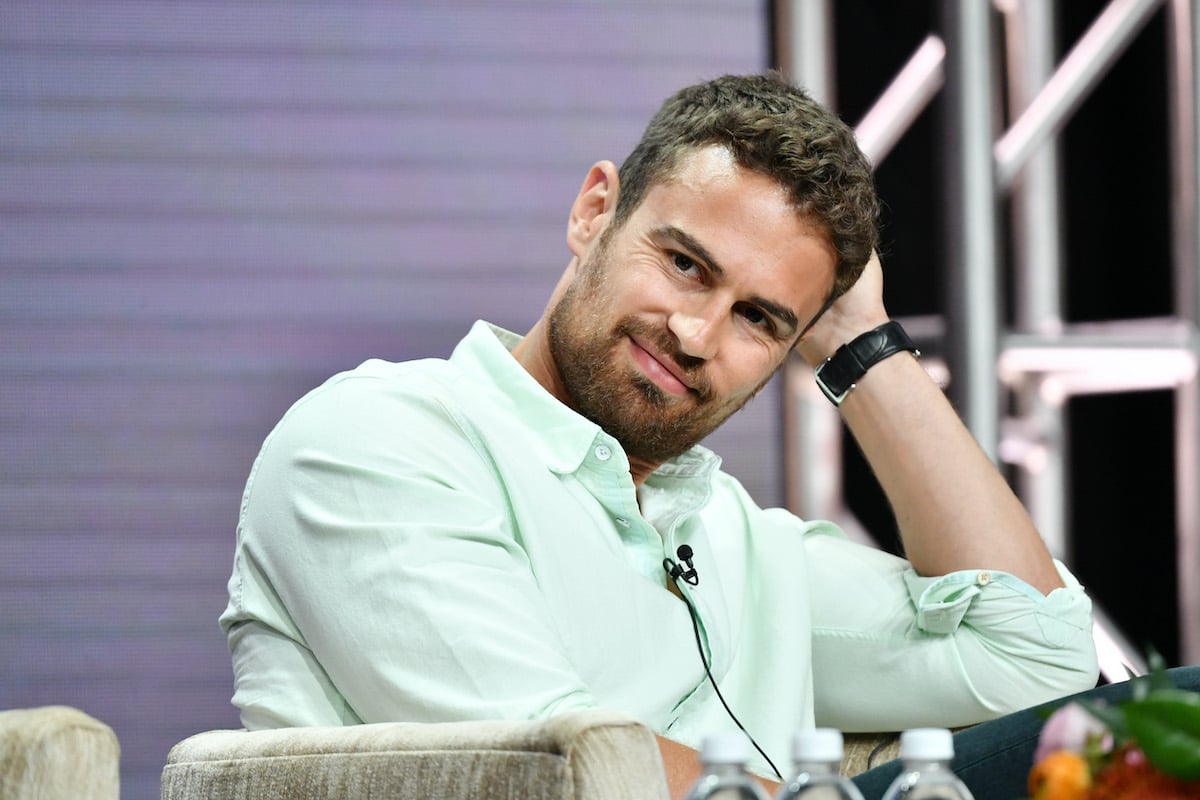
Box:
613 72 878 303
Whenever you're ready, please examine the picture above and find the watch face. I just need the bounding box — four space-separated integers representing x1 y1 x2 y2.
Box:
815 360 853 405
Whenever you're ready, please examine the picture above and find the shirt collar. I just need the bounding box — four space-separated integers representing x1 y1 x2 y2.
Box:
449 320 722 486
449 320 605 474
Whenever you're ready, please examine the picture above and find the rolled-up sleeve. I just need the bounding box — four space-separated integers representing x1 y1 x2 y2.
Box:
802 524 1098 732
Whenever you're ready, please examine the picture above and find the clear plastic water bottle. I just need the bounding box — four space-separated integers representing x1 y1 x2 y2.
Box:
774 728 865 800
684 731 772 800
880 728 974 800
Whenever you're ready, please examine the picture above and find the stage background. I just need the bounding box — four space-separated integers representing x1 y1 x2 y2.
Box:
1 2 1178 798
2 3 770 796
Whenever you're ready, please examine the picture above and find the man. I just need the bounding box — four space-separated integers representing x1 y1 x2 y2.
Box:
220 73 1099 796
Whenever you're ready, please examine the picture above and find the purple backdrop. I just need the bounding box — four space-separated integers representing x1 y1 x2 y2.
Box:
0 3 771 796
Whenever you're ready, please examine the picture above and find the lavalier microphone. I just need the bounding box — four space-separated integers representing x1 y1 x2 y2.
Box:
666 544 699 585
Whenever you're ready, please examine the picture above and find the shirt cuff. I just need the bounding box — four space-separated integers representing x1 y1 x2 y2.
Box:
904 559 1088 638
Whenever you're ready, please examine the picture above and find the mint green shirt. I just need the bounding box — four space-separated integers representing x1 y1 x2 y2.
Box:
220 321 1098 775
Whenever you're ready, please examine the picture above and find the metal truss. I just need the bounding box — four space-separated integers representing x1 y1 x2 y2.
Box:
776 0 1200 679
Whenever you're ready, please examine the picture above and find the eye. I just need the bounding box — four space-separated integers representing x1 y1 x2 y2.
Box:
737 303 776 334
672 252 701 276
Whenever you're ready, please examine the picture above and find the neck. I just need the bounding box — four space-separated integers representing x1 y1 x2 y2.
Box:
627 455 661 488
510 319 565 402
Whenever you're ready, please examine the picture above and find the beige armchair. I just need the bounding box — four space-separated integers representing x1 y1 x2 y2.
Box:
161 709 671 800
0 705 120 800
160 709 900 799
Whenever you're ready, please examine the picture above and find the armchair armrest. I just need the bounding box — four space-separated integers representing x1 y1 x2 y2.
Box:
161 709 669 800
0 705 120 800
841 731 901 776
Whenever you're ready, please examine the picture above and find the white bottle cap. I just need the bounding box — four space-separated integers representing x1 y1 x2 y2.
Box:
701 731 752 764
792 728 844 762
899 728 954 761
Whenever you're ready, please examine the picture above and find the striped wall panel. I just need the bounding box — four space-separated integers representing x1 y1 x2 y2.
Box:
0 2 772 796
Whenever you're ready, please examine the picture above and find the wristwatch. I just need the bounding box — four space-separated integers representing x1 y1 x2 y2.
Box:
813 321 920 405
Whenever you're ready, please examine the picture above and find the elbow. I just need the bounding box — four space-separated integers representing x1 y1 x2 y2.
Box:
978 618 1101 717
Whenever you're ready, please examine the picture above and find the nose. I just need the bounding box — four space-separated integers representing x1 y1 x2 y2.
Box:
667 307 719 360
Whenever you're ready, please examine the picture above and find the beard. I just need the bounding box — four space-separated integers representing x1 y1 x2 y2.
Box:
546 243 764 465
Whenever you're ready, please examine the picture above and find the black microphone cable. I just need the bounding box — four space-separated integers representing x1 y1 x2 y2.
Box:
662 546 784 781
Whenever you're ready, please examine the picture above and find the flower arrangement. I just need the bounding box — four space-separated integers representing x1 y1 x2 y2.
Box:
1028 655 1200 799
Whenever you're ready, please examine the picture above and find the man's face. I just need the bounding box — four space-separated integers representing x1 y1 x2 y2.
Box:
548 146 837 464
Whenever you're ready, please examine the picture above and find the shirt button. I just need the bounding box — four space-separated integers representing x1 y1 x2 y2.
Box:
594 444 612 461
614 517 630 527
977 570 992 586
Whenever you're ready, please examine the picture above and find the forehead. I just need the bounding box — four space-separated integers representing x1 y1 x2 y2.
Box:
647 146 830 243
632 146 837 321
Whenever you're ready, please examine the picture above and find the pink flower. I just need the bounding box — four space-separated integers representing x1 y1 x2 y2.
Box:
1035 702 1114 763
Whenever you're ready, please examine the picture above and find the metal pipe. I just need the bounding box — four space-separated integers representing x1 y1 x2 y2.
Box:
776 0 846 523
854 35 946 166
779 0 837 109
1167 0 1200 324
942 0 1001 459
1177 380 1200 663
1004 2 1065 335
1166 0 1200 663
784 366 848 522
1000 0 1070 560
995 0 1164 191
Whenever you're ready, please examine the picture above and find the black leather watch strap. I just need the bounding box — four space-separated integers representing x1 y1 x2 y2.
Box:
813 321 919 405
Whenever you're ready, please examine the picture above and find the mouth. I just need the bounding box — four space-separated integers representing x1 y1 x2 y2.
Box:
627 334 696 398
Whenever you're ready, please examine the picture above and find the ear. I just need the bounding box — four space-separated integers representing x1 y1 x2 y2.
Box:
566 160 620 257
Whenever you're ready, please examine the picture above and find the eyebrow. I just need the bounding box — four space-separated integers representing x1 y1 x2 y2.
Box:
652 224 801 336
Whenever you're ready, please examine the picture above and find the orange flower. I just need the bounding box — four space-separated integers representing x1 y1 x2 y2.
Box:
1029 749 1092 800
1089 745 1200 800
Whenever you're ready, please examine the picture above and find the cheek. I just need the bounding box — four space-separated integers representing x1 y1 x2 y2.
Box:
716 349 783 401
609 268 675 312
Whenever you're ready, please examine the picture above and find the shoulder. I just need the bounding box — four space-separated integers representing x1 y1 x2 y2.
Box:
284 357 486 438
702 469 804 532
252 356 507 487
702 468 872 552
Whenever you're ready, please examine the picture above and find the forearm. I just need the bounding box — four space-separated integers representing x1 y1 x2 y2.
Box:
657 736 702 800
833 349 1063 594
656 736 780 800
798 252 1062 595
